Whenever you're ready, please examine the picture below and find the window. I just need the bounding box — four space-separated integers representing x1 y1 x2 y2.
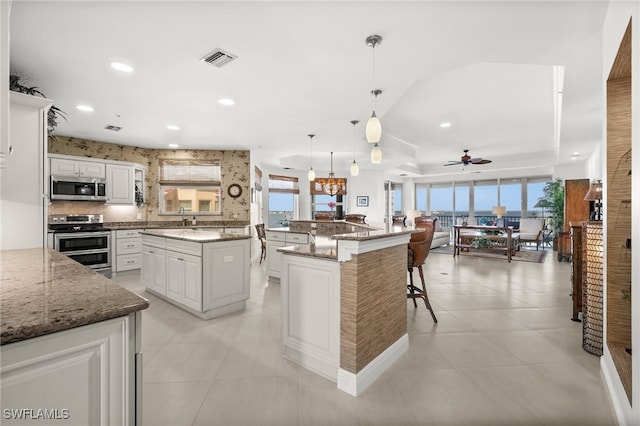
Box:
391 182 403 215
268 174 299 227
500 178 522 217
312 194 344 219
159 160 221 215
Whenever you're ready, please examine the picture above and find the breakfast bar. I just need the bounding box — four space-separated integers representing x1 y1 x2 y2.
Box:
278 225 413 396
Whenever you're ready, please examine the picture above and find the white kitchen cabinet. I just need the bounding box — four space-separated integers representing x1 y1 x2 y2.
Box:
115 229 142 272
266 230 309 279
0 92 51 250
50 156 105 178
167 250 202 311
141 236 167 295
142 230 250 319
0 312 142 426
106 163 134 204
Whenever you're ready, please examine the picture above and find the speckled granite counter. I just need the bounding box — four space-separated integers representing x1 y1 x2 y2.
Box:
0 248 149 345
105 220 249 230
140 228 251 242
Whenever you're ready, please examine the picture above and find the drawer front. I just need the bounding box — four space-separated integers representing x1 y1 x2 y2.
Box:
286 233 309 244
141 235 166 249
117 254 141 271
166 239 202 256
266 231 286 242
117 238 142 255
117 229 142 238
224 227 247 235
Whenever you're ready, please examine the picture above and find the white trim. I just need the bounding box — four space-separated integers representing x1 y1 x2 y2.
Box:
337 234 410 262
601 350 632 425
337 333 408 396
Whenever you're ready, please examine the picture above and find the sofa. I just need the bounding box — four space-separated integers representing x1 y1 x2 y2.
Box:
431 223 451 249
414 216 451 249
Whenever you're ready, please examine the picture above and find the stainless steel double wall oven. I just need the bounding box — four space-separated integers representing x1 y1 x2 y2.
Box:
49 214 111 277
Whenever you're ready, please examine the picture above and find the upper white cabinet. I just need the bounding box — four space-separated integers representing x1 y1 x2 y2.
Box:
49 154 145 205
106 163 134 204
0 92 52 250
51 156 105 179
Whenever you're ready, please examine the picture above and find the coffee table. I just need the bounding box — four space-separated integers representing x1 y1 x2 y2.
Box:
453 225 521 262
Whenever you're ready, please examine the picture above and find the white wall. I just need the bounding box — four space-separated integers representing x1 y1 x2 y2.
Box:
600 2 639 424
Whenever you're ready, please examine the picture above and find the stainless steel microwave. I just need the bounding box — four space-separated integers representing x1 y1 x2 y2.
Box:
51 176 107 201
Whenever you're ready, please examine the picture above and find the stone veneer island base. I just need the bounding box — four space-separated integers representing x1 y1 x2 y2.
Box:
279 227 413 396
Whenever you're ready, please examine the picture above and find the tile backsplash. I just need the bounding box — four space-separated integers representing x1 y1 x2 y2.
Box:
48 136 250 223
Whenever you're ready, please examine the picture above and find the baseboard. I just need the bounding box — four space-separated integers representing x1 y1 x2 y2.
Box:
337 333 408 396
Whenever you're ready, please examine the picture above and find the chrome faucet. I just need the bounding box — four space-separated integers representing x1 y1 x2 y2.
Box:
178 207 186 226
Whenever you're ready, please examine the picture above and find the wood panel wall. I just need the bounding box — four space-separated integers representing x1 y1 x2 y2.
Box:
606 19 632 403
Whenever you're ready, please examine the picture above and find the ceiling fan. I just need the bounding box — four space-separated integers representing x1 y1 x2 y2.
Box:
443 149 492 166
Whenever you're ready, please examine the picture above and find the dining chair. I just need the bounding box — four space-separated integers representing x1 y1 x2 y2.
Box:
255 224 267 264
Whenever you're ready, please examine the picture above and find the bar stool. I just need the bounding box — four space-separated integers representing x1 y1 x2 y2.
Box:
255 224 267 264
407 225 438 323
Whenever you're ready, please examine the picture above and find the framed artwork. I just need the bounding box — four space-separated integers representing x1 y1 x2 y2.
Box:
356 196 369 207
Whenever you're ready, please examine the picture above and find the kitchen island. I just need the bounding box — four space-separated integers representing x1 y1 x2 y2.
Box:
0 248 149 425
278 226 414 396
140 228 251 319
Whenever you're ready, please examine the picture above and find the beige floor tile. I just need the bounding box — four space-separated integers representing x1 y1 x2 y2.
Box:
143 381 212 426
111 253 616 426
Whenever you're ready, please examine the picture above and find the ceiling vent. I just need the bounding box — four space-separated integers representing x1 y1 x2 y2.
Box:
200 48 238 68
104 125 122 132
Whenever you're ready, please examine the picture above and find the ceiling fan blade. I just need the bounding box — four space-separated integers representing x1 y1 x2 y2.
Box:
443 161 463 166
471 159 492 164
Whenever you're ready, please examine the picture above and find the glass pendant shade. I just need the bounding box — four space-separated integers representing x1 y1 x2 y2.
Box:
350 160 359 176
366 113 381 143
308 167 315 181
370 143 382 164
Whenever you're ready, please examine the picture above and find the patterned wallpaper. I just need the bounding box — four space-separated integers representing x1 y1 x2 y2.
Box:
48 137 250 223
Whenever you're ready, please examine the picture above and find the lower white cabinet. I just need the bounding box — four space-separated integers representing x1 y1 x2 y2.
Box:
266 231 309 279
166 250 202 311
142 234 249 319
0 313 142 426
141 237 167 295
115 229 143 272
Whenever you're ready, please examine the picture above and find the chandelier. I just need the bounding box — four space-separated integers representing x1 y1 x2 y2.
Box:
316 152 346 197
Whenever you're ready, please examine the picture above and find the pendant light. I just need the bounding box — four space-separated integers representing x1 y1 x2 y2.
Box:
307 134 315 181
350 120 359 176
371 143 382 164
323 152 342 196
365 35 382 144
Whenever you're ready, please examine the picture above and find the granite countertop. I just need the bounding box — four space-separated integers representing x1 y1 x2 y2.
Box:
140 228 252 242
331 226 414 241
0 248 149 345
277 236 338 260
105 221 249 230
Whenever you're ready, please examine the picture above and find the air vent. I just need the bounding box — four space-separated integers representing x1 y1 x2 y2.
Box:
200 48 238 68
104 125 122 132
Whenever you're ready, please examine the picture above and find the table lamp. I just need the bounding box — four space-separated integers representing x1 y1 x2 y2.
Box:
492 206 507 219
406 209 422 226
584 180 603 221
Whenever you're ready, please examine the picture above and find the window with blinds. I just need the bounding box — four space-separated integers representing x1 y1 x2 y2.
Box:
159 160 222 215
268 174 299 194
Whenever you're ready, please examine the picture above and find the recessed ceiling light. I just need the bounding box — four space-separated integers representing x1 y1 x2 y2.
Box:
110 61 133 73
570 156 578 160
572 151 581 156
76 104 94 112
166 125 180 131
168 143 179 149
440 122 451 128
219 98 235 106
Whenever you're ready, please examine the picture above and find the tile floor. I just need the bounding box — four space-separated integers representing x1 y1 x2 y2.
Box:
113 248 617 425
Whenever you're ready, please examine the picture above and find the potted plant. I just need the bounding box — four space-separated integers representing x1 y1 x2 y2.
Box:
9 73 66 135
540 179 564 245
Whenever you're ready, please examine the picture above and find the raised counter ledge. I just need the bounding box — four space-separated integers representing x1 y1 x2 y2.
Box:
140 228 252 242
0 248 149 345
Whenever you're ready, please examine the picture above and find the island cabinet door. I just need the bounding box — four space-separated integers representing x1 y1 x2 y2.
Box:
202 241 250 310
166 250 202 311
142 246 166 295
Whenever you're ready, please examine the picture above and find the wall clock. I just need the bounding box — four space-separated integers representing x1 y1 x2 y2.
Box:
227 183 242 198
